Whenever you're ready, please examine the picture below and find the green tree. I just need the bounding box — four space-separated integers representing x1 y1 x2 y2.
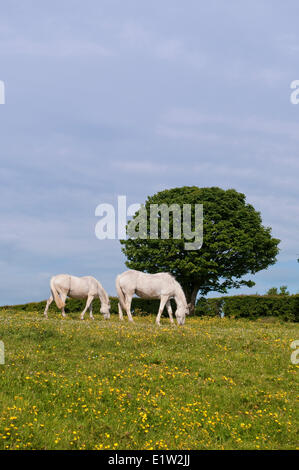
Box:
266 287 279 296
120 186 280 314
266 286 290 296
279 286 290 296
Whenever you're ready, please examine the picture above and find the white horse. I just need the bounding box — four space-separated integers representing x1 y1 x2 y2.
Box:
44 274 111 320
116 270 189 325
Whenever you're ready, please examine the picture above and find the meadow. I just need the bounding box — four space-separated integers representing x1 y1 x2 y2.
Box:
0 309 298 450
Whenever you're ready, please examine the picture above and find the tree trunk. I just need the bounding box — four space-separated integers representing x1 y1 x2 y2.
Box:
186 286 200 316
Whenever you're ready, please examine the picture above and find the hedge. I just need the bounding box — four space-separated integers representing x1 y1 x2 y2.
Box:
0 297 167 317
1 295 298 322
195 295 299 322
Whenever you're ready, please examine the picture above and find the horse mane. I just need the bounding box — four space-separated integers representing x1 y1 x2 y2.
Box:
97 280 109 305
167 274 187 305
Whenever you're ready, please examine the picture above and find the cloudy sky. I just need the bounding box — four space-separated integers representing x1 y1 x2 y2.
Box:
0 0 299 304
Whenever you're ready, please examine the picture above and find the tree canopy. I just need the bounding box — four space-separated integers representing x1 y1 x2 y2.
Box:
120 186 280 313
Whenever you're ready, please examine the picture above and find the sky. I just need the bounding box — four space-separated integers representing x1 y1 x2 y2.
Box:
0 0 299 304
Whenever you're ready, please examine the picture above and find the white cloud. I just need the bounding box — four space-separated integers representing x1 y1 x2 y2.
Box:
158 108 299 141
119 22 205 70
0 36 112 58
112 160 168 173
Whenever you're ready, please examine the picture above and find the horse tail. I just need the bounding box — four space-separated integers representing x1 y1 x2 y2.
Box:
116 275 126 311
50 277 65 309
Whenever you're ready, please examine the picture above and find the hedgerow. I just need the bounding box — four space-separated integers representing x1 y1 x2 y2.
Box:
195 295 299 322
1 295 298 321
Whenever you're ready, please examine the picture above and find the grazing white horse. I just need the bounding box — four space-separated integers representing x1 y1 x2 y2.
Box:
116 270 189 325
44 274 111 320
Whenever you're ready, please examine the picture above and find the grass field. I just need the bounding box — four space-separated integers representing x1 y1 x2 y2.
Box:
0 310 298 450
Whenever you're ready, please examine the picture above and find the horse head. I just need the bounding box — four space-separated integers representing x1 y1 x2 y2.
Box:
101 300 111 320
175 304 187 325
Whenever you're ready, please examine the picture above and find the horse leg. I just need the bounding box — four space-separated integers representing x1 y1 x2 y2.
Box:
125 295 134 322
89 301 94 320
59 292 67 318
118 303 124 320
166 300 174 324
80 295 94 320
44 295 53 318
156 296 168 326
